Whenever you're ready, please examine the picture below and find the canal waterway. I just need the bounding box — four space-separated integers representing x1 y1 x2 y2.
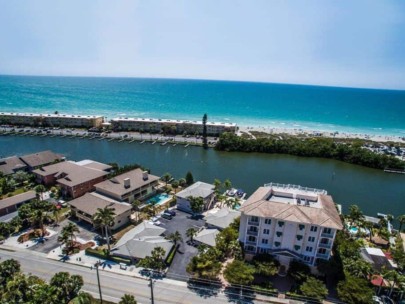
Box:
1 135 404 218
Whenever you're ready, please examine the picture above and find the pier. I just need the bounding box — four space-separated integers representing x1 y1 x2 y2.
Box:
384 168 405 174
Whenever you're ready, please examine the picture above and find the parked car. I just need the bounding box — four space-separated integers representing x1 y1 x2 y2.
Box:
164 209 176 216
161 213 172 220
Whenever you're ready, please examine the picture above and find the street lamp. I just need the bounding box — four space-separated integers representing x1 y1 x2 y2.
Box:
94 260 103 304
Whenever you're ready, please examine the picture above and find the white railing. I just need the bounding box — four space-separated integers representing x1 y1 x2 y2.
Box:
263 182 327 195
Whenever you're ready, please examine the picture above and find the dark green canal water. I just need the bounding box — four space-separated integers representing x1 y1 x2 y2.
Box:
1 135 404 218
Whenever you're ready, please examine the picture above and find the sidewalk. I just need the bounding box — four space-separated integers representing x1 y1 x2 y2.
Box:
47 245 149 279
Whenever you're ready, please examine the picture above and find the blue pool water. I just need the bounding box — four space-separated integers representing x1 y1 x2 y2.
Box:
147 193 171 205
349 226 359 234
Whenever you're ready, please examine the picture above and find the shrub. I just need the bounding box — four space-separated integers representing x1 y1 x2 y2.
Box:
166 244 179 266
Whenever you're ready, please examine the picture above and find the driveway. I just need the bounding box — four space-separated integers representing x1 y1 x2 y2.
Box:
158 210 205 280
28 218 98 254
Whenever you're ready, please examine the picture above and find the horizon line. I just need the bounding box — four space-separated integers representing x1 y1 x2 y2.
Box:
1 73 404 92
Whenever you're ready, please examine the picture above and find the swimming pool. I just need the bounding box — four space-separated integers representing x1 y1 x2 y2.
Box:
349 226 358 234
146 193 172 206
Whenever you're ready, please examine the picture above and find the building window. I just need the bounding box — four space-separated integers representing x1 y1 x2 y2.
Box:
249 226 258 232
296 235 303 241
278 221 285 227
306 246 313 252
299 224 305 230
318 248 327 255
248 236 256 242
245 245 255 252
308 236 315 242
323 228 332 235
263 229 270 235
294 245 301 251
274 241 281 247
264 219 271 225
276 231 283 237
250 216 259 223
303 256 311 262
261 239 268 244
310 226 318 232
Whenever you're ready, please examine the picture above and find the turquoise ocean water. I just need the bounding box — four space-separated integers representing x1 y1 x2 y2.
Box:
0 75 404 136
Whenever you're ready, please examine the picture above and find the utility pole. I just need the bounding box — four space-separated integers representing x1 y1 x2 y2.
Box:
95 261 103 304
149 272 155 304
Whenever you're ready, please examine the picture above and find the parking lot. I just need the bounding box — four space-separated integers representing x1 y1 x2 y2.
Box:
158 210 205 279
29 218 98 254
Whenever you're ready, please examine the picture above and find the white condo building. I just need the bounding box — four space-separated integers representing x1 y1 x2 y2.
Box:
239 183 343 267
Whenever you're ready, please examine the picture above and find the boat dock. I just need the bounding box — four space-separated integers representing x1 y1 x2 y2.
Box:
384 168 405 174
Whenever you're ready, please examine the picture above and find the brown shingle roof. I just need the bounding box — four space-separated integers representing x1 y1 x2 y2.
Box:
94 169 159 197
33 161 108 187
240 186 343 230
20 150 63 168
0 156 27 175
0 191 36 210
68 193 132 217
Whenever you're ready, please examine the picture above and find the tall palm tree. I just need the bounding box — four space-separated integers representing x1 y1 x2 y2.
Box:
93 206 116 253
186 227 197 242
74 292 94 304
397 215 405 233
29 209 51 237
63 222 80 247
167 231 183 246
34 185 46 201
223 179 232 191
161 172 172 186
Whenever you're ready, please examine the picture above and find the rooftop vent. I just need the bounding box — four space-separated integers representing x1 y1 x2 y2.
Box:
142 171 148 181
124 178 131 189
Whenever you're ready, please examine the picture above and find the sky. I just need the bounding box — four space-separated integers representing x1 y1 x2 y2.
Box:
0 0 405 89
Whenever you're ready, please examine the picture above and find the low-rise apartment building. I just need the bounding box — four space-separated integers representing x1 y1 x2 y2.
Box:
33 160 111 198
0 112 104 128
94 169 160 203
69 193 132 230
0 156 27 176
20 150 64 171
111 117 237 136
176 181 216 214
0 191 36 216
239 183 343 267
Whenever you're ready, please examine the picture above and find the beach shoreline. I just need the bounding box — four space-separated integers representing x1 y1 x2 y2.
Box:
238 125 405 144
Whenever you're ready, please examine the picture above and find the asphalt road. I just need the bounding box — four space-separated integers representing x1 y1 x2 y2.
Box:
0 248 265 304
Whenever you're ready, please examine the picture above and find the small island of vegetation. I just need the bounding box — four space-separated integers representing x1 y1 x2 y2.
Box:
215 132 405 170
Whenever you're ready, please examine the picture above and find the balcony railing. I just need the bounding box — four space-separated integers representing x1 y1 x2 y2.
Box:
321 232 334 238
248 221 259 226
245 240 257 245
318 242 332 249
316 252 329 259
247 230 258 236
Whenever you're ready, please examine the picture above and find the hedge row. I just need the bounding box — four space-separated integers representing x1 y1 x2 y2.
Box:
166 244 179 266
85 248 132 265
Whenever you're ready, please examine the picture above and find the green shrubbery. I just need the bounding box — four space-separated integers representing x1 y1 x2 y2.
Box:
85 248 132 265
216 133 405 170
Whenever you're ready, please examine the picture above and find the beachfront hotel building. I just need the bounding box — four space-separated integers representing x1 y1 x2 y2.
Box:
0 112 104 128
239 183 343 267
110 117 237 136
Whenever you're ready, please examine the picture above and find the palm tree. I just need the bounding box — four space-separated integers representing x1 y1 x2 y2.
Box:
363 221 374 241
34 185 46 201
223 179 232 191
179 178 187 188
119 294 137 304
29 209 51 237
93 206 116 253
398 215 405 233
213 179 221 194
52 205 60 226
348 205 364 225
161 172 172 186
167 230 183 246
74 292 94 304
186 227 197 242
63 223 79 246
